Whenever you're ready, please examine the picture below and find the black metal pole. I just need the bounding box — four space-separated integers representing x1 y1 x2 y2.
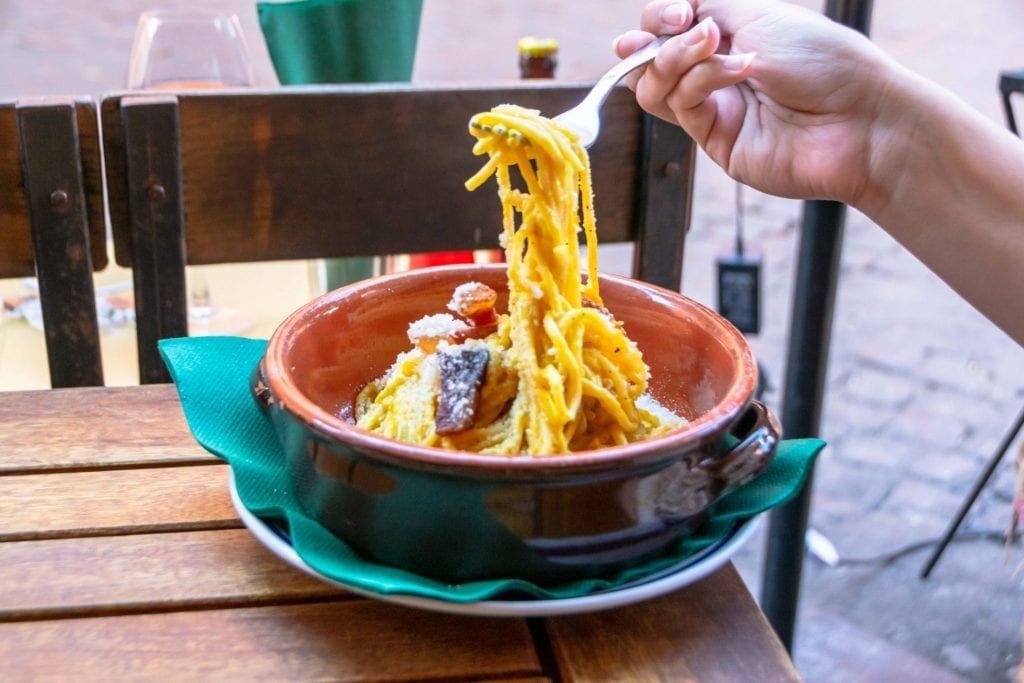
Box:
759 0 874 653
823 0 874 33
760 200 845 650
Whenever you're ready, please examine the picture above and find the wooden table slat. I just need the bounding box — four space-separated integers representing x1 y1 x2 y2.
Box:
547 565 800 682
0 384 213 472
0 383 800 681
0 463 236 539
0 601 543 682
0 528 347 619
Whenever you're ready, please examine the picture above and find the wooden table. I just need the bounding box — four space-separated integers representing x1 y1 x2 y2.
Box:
0 384 799 682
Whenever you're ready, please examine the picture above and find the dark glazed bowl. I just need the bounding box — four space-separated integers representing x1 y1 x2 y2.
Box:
254 264 779 585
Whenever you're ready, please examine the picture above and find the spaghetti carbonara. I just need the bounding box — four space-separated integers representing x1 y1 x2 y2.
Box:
354 104 684 455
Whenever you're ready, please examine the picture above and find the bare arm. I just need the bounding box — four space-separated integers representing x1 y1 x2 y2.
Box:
861 66 1024 343
618 0 1024 344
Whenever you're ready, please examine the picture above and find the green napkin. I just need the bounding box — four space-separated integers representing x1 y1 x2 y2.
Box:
257 0 423 289
160 335 825 601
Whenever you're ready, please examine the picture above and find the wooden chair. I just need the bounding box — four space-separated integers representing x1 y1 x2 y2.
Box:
100 83 696 383
0 98 106 387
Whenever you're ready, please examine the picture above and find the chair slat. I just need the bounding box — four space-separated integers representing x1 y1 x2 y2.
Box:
120 95 188 383
105 83 655 266
0 105 32 276
0 99 107 278
17 101 104 387
634 115 697 289
0 99 106 387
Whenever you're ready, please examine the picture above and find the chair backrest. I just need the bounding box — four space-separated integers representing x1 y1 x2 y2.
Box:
100 82 696 383
0 98 106 387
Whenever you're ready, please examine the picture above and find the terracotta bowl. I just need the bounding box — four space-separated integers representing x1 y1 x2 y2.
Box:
253 264 779 585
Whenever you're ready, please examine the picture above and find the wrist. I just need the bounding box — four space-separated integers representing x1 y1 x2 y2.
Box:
851 59 933 219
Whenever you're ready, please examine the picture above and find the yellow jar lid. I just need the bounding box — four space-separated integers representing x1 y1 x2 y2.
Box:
517 37 559 58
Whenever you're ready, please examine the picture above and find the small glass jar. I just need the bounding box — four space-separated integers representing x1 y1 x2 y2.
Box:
517 37 559 79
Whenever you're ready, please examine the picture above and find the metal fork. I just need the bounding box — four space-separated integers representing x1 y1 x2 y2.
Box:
554 35 671 148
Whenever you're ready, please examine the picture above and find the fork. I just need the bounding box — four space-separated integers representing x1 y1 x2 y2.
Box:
555 35 671 148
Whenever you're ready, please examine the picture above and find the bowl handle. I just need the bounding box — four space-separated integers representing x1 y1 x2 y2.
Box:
250 358 274 414
697 400 781 491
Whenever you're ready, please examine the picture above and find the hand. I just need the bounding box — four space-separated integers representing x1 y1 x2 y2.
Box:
616 0 898 207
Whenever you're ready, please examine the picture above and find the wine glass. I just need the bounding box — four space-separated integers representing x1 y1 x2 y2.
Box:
127 10 256 90
127 10 257 335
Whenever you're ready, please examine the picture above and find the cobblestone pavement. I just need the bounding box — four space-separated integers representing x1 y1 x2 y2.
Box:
3 1 1024 680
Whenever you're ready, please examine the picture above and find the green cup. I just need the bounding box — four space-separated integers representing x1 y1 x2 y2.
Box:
258 0 424 288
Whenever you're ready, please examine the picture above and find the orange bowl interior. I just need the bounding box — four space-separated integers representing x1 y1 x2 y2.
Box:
268 265 756 446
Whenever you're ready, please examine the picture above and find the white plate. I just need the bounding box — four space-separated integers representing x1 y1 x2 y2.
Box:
230 472 759 617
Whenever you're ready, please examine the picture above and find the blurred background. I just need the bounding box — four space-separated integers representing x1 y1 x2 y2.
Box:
1 1 1023 680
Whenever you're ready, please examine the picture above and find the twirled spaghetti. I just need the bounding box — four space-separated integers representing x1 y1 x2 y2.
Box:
355 104 684 455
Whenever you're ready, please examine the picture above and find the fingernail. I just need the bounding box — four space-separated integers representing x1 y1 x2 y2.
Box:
611 34 623 52
682 16 713 46
660 2 690 28
722 52 756 72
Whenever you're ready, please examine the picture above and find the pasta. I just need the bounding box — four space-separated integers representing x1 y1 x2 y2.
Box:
355 104 684 455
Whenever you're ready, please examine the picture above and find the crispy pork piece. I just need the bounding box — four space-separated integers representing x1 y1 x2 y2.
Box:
407 313 469 353
435 345 489 435
447 281 498 326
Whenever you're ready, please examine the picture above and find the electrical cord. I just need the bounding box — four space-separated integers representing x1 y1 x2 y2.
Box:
817 529 1015 568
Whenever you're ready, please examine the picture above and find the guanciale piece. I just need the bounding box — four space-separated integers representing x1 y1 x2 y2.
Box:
435 346 490 434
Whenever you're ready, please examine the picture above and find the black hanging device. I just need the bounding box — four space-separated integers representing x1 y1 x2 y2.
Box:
716 183 762 334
